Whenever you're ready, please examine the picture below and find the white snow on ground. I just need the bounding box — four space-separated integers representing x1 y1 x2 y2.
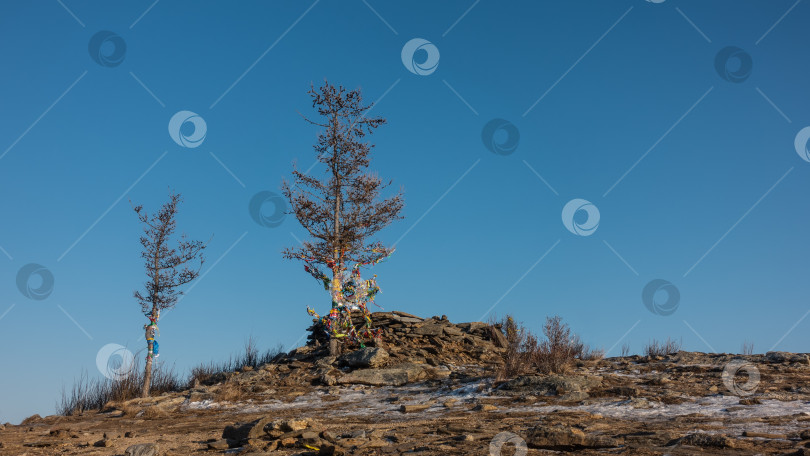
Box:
180 381 810 433
513 395 810 420
184 399 223 410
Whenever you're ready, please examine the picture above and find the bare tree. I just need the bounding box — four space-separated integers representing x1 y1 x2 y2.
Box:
282 81 404 354
132 192 206 397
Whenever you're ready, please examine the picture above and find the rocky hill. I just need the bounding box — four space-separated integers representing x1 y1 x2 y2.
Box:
2 311 810 455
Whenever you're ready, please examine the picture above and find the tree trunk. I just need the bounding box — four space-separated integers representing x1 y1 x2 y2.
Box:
329 338 339 357
326 112 343 356
141 340 153 397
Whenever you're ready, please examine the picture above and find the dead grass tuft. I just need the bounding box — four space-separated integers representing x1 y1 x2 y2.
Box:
643 338 682 357
491 314 601 380
214 380 249 403
57 359 181 416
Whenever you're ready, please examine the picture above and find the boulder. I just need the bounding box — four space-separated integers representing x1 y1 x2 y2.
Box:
317 444 346 456
607 386 640 397
472 403 498 411
392 311 423 320
412 324 443 336
498 375 602 395
489 327 508 348
391 314 424 324
124 443 159 456
20 414 42 425
222 416 273 442
558 391 589 402
338 363 425 386
456 322 488 333
269 418 316 432
341 347 389 368
301 430 321 445
49 429 70 439
765 351 809 365
338 368 409 386
678 433 735 448
400 404 431 413
526 425 619 450
207 439 229 450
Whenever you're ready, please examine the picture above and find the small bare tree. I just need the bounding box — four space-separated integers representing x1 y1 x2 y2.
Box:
132 192 206 397
536 316 580 374
741 341 754 355
283 81 404 354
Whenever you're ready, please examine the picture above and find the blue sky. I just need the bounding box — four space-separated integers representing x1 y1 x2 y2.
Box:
1 0 809 424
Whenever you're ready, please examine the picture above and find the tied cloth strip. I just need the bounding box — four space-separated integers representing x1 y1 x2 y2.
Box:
304 250 391 347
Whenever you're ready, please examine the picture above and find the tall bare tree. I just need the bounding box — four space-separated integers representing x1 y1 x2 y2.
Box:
282 81 404 352
132 192 206 397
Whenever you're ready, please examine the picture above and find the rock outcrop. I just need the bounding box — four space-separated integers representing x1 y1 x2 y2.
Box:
4 311 810 455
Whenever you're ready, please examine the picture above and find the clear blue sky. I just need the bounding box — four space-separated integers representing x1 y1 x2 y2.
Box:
1 0 808 424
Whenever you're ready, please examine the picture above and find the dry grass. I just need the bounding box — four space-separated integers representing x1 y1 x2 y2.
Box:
490 315 527 380
214 380 249 402
492 314 600 380
579 345 605 361
620 342 631 357
59 337 281 416
57 358 182 416
535 316 603 372
119 404 140 417
187 336 281 387
140 406 169 420
643 338 682 357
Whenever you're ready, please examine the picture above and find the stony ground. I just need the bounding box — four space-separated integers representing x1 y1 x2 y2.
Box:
3 311 810 456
